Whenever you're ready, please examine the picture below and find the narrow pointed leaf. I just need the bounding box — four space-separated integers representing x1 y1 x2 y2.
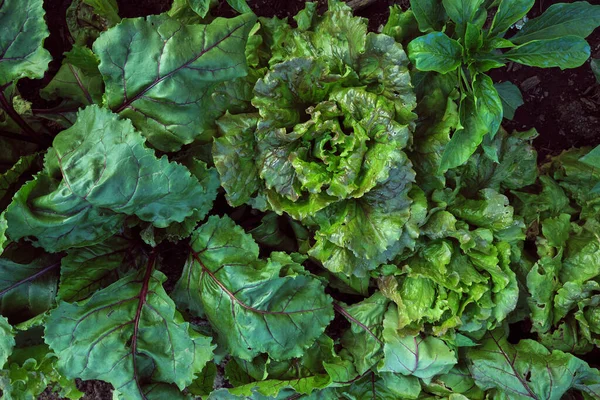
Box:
511 1 600 44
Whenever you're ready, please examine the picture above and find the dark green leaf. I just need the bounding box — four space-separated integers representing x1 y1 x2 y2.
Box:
505 36 591 69
409 0 446 33
0 0 51 86
511 1 600 44
494 81 524 120
408 32 463 74
93 13 256 151
175 215 334 361
45 267 214 400
489 0 534 37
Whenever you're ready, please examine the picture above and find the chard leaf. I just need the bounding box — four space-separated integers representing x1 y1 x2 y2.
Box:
176 215 334 361
93 13 256 151
510 1 600 44
0 0 51 86
40 46 103 109
467 329 600 399
5 106 217 251
494 81 523 120
489 0 534 38
505 36 591 69
335 371 422 399
409 0 446 33
57 236 138 302
338 293 389 375
45 266 214 400
0 248 60 322
226 0 252 14
0 315 14 368
407 32 463 74
380 305 457 380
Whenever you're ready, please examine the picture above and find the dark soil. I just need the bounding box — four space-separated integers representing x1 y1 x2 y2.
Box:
490 0 600 161
27 0 600 399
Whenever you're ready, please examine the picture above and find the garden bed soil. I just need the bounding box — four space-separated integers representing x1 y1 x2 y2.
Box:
30 0 600 399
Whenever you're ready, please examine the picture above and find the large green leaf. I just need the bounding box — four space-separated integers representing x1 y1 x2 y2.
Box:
93 13 256 151
5 106 217 252
410 0 446 33
175 215 334 361
467 329 600 399
338 293 389 375
510 1 600 44
57 236 139 302
45 267 214 400
407 32 463 74
0 0 51 86
40 46 103 109
336 371 422 399
0 315 14 368
505 36 591 69
489 0 534 37
380 305 457 381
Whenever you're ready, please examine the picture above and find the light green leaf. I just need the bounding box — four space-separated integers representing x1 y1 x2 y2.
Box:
5 106 217 251
226 0 252 14
45 268 214 400
0 343 83 400
467 329 600 400
84 0 120 25
177 215 334 361
382 6 419 43
505 36 591 69
336 371 422 399
187 0 212 17
408 32 463 74
0 315 14 368
511 1 600 44
409 0 446 33
494 81 524 120
93 13 256 151
0 0 51 86
489 0 534 37
380 305 457 380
